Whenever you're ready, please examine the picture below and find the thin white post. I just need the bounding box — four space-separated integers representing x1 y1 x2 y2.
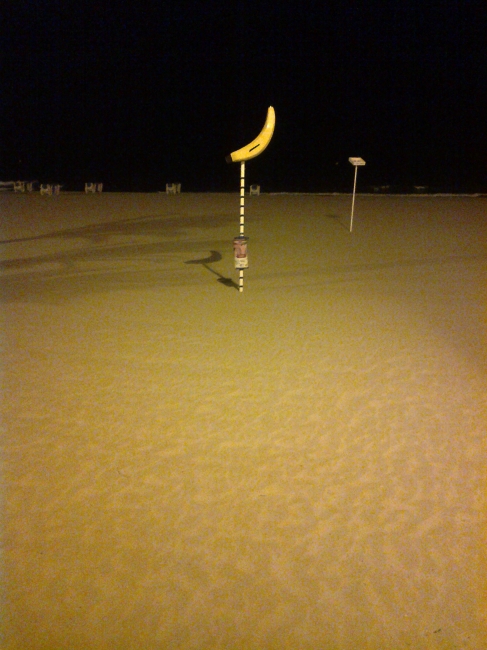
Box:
350 165 358 232
348 157 366 232
239 161 245 292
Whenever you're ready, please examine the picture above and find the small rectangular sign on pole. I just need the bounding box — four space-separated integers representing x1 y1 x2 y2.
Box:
348 157 366 233
233 236 249 269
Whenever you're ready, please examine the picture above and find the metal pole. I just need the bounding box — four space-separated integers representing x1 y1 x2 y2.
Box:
350 165 358 232
239 161 245 291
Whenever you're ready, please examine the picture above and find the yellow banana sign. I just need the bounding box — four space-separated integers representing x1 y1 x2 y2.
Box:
226 106 275 163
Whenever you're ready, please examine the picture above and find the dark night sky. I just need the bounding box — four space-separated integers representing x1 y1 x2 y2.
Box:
2 0 487 192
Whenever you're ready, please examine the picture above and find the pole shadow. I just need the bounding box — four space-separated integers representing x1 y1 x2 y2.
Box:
326 214 350 231
184 251 239 290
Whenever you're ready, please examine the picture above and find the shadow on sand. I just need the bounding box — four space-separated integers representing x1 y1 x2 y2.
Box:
0 212 237 245
325 213 350 231
185 251 238 290
0 211 243 300
0 241 236 303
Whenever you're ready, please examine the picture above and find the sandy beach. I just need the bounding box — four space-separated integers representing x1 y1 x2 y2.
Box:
2 191 486 649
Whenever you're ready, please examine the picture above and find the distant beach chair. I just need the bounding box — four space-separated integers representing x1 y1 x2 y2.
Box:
40 184 53 195
85 182 97 193
26 182 36 192
14 181 25 193
166 183 181 194
249 184 260 196
53 184 62 195
96 183 103 193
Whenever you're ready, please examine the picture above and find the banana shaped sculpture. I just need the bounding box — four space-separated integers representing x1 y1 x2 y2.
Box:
226 106 275 163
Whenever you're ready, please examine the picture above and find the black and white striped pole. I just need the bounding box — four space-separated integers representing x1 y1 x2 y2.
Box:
232 162 249 292
238 161 246 291
226 107 276 292
240 161 245 236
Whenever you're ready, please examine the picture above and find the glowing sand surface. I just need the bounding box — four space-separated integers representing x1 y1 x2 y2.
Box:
2 192 486 648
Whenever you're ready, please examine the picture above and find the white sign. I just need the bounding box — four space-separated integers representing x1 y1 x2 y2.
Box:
348 157 366 166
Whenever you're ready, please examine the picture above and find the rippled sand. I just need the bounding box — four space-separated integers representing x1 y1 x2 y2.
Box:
2 192 486 649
